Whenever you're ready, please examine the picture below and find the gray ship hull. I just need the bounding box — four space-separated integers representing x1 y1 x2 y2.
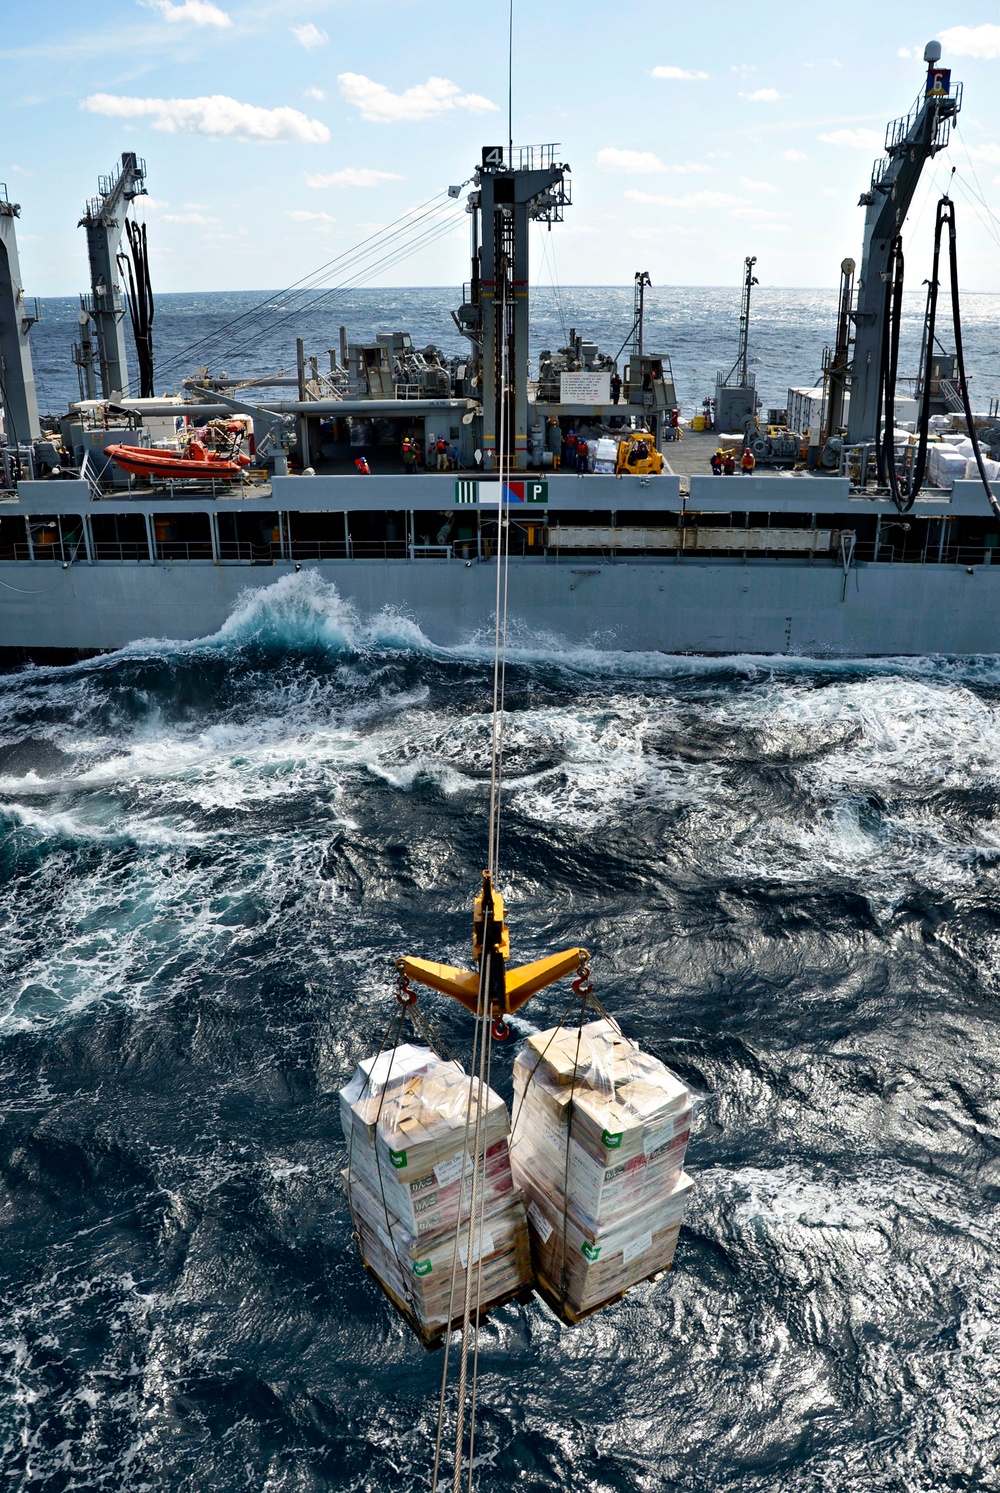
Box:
1 555 996 658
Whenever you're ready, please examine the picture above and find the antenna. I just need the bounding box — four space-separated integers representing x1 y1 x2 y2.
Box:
507 0 514 157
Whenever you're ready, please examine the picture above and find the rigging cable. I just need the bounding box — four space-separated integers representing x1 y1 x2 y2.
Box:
431 251 515 1493
158 208 466 389
152 192 460 381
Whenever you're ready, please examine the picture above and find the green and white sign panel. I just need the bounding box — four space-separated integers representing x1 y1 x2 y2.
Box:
454 480 548 506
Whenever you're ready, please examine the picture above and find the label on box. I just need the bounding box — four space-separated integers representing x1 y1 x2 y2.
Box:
622 1229 653 1266
458 1230 495 1268
601 1129 623 1150
433 1150 473 1188
527 1200 554 1243
389 1148 408 1169
413 1258 433 1276
643 1112 690 1156
581 1240 601 1261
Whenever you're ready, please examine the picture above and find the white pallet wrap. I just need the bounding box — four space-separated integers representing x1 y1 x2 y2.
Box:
509 1019 694 1315
340 1043 530 1338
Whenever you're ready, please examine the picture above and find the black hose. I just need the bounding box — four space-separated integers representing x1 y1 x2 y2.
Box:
879 196 999 520
880 223 937 513
943 198 1000 520
121 218 155 397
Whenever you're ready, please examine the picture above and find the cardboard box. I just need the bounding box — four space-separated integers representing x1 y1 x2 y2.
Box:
340 1046 510 1184
521 1171 694 1316
345 1169 532 1334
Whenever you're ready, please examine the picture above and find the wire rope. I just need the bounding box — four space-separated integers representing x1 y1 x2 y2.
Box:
178 208 466 384
433 199 517 1493
152 190 455 379
155 203 461 384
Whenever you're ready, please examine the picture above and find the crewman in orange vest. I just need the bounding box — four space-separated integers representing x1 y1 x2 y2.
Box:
741 447 756 475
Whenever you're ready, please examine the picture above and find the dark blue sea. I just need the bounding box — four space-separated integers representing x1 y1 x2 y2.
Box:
25 283 1000 420
3 285 1000 1491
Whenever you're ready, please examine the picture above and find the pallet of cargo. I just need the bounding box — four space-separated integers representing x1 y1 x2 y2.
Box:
359 1257 534 1351
532 1263 670 1328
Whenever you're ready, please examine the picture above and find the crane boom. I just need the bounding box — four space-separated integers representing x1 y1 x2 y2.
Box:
846 42 961 445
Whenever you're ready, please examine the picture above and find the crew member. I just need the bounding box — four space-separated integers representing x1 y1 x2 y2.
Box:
564 429 578 467
723 451 736 476
610 370 622 405
576 435 589 473
435 436 448 471
355 456 371 475
740 447 756 475
710 449 724 476
401 436 417 474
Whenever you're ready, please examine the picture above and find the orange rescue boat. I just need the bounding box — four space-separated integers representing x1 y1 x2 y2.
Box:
105 440 250 482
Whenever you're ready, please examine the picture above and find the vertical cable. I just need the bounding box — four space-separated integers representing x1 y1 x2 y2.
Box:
507 0 514 159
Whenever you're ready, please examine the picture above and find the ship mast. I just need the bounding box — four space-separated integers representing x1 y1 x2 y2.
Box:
845 41 960 445
0 184 41 443
468 145 570 471
77 153 148 401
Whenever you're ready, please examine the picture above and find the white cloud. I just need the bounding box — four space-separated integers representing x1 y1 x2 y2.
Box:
142 0 231 26
305 167 404 188
625 188 744 208
740 176 777 193
939 23 1000 59
81 93 330 143
740 88 785 102
783 148 807 162
337 73 498 123
291 22 328 49
729 206 790 220
818 127 882 148
596 147 666 174
964 142 1000 163
650 65 708 80
303 87 326 101
288 209 335 222
163 211 213 224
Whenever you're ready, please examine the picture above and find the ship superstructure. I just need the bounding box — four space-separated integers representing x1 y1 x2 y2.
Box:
1 43 999 662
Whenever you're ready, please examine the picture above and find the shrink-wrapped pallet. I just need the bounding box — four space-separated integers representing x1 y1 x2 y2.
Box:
345 1170 532 1337
521 1170 694 1315
340 1043 531 1339
510 1019 694 1316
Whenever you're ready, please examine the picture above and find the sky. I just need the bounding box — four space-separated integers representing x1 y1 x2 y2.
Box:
4 1 1000 294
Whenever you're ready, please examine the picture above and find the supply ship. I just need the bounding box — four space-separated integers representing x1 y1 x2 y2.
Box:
2 40 998 662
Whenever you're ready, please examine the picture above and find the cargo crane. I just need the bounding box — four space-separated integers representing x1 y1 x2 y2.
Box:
713 255 758 434
0 183 41 448
456 144 571 471
846 41 961 448
76 153 148 401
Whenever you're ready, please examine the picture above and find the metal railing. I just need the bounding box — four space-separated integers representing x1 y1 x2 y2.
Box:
154 542 213 561
216 541 279 564
91 542 150 561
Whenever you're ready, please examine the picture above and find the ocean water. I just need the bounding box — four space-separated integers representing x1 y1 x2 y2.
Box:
2 573 1000 1490
27 283 1000 421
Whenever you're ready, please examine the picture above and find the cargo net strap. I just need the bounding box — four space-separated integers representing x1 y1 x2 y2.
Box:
344 992 457 1314
344 1004 416 1310
506 962 636 1308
